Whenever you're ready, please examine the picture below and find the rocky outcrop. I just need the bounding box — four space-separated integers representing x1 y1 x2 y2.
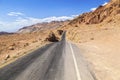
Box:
45 32 59 42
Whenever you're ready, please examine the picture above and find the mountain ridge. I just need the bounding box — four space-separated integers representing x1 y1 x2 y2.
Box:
18 21 69 33
0 32 14 35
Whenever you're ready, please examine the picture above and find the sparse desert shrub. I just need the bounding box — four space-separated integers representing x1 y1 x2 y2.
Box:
4 54 10 60
24 43 29 47
13 55 17 58
107 19 113 23
75 25 78 27
32 40 38 43
90 38 94 40
8 46 14 50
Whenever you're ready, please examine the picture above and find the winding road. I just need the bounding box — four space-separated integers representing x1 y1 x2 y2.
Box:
0 32 95 80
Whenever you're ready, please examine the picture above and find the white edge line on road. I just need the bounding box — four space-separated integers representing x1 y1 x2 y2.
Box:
69 43 81 80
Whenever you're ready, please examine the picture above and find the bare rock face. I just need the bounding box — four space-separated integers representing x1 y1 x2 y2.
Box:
69 0 120 25
45 32 59 42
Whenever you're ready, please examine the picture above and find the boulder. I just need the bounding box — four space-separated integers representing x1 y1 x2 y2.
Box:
46 32 59 42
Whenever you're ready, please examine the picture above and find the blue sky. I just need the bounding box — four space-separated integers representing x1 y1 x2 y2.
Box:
0 0 109 32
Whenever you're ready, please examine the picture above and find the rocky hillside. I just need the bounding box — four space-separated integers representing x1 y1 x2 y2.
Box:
48 0 119 44
18 21 69 33
68 0 120 25
55 1 120 80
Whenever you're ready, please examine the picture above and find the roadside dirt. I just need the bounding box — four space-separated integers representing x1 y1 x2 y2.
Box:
76 26 120 80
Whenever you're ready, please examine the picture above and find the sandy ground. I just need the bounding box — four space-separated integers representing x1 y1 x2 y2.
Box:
0 31 50 68
76 27 120 80
0 40 49 68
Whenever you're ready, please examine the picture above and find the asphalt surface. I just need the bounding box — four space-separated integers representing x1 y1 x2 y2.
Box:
0 32 95 80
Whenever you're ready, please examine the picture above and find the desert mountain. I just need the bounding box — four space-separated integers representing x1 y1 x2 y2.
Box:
56 0 120 42
67 0 120 25
18 21 69 33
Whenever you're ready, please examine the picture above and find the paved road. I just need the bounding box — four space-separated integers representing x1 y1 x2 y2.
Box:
0 32 95 80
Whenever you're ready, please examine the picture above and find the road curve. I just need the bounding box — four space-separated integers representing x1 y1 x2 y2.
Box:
0 32 95 80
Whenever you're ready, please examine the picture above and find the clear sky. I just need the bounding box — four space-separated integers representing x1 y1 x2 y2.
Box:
0 0 109 32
